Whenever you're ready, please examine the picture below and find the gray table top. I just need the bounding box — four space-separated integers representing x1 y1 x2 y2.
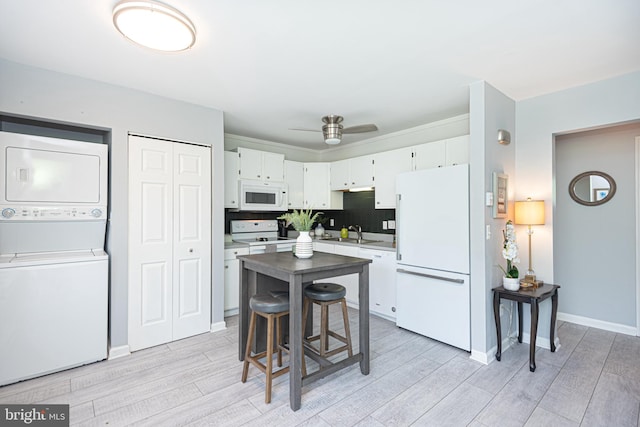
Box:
238 251 371 275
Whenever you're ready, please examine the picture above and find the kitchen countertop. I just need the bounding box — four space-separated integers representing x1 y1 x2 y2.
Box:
224 234 396 252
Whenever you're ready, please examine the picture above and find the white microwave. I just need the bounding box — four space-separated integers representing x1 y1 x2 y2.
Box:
239 180 288 211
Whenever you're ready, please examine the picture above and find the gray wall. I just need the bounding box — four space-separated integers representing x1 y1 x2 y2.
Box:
517 70 640 338
555 123 640 327
469 81 516 360
0 59 226 351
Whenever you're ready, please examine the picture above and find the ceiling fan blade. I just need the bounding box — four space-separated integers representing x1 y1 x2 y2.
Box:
342 124 378 134
289 128 321 132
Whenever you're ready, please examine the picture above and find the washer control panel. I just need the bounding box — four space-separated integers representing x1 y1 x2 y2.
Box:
0 205 106 220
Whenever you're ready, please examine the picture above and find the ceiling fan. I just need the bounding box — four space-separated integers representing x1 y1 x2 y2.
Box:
291 115 378 145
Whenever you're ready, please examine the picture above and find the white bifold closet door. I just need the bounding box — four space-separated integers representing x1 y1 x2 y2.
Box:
128 135 211 351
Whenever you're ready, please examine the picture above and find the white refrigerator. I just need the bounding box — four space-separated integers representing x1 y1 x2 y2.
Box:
395 164 470 351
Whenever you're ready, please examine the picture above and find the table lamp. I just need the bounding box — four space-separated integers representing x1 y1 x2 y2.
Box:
515 198 545 283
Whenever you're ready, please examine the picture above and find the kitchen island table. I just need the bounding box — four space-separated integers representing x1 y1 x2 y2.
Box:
238 251 371 410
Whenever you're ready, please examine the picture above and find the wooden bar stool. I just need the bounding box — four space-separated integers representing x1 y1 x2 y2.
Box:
301 283 353 375
241 293 290 403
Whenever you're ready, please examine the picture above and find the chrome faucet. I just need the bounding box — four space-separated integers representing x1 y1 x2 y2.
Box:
349 225 363 242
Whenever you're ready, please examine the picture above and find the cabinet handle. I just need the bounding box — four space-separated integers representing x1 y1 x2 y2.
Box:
225 265 229 269
267 176 270 179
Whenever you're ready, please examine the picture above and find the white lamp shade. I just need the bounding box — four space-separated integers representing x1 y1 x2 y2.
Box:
113 1 196 52
515 199 545 225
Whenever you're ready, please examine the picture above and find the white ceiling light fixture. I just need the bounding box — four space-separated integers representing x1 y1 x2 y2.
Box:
112 0 196 52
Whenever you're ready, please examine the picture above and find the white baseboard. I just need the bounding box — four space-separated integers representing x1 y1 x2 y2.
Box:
224 308 239 317
108 345 131 360
470 333 521 365
210 321 227 333
558 312 637 336
469 349 491 365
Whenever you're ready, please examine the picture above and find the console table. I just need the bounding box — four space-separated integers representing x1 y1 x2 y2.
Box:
493 283 560 372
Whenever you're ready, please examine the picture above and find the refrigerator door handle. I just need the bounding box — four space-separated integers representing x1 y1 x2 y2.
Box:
395 193 401 261
396 268 465 284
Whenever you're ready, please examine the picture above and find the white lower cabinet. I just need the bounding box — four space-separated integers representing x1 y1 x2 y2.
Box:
313 242 359 304
331 245 360 306
358 247 397 320
312 242 397 319
224 247 249 316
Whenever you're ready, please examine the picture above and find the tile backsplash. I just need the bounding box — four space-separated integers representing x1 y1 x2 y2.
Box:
225 191 395 235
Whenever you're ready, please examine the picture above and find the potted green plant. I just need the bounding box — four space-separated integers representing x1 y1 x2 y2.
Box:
278 209 323 258
498 220 520 290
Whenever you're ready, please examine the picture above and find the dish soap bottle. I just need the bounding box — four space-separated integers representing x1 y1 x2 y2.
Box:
340 225 349 239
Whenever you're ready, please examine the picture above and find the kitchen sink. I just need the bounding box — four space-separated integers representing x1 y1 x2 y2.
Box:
321 237 382 244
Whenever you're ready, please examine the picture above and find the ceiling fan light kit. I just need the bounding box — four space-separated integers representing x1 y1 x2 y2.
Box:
112 0 196 52
291 114 378 145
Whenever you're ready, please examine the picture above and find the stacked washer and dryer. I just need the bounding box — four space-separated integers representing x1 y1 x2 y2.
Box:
0 131 109 386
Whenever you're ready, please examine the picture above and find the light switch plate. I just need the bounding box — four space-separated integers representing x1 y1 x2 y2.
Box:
388 220 396 229
382 221 388 230
485 192 494 206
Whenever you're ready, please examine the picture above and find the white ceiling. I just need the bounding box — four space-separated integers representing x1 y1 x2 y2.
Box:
1 1 639 150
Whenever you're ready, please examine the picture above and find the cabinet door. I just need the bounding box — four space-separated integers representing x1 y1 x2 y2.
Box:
313 241 335 254
413 140 446 170
445 135 469 166
373 147 413 209
237 147 263 180
350 155 374 188
359 248 397 320
330 159 350 191
303 163 330 209
224 258 239 313
262 151 284 181
284 160 304 209
224 247 249 315
332 245 360 305
224 151 239 208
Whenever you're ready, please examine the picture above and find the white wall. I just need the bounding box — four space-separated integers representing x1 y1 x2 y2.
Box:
469 81 516 362
516 71 640 338
0 59 226 351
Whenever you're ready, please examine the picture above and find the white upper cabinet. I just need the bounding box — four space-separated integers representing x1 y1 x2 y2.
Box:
412 135 469 170
330 155 374 190
303 162 343 210
444 135 469 166
350 155 375 188
237 147 284 181
412 140 447 170
224 151 239 208
330 159 350 191
284 160 304 210
373 147 413 209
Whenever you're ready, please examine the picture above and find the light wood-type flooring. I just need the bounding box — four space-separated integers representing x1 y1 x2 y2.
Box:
1 306 639 426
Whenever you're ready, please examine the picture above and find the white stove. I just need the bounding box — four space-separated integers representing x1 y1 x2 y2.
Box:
231 219 296 254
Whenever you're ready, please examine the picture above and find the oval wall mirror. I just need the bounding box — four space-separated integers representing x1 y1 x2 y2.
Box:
568 171 616 206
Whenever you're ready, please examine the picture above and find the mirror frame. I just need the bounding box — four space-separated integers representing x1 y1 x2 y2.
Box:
568 170 617 206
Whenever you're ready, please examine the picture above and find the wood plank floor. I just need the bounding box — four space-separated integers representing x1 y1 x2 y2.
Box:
1 307 638 426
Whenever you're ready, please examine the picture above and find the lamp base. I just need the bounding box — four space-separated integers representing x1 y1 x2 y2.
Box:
520 274 543 289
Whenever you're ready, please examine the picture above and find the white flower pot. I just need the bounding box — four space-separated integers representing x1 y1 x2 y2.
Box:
295 231 313 259
503 277 520 291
